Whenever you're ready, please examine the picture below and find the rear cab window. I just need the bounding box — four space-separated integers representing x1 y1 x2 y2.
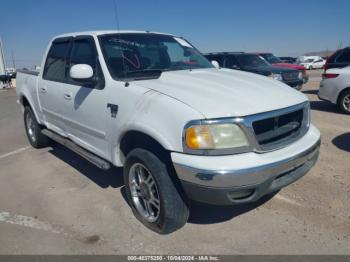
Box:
43 37 72 82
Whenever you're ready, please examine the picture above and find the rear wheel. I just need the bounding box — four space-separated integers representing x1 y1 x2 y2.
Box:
338 90 350 114
24 106 50 148
124 148 189 234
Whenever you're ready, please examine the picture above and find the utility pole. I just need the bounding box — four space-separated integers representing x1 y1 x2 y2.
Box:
11 50 16 69
337 40 343 49
0 37 5 75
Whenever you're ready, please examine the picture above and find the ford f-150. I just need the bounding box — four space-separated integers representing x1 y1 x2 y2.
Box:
16 31 320 234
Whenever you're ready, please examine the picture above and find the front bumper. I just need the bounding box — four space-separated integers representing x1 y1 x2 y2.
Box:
172 125 320 205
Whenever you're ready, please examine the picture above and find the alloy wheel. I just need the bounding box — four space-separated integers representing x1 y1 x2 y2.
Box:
129 163 161 222
25 112 36 142
343 94 350 112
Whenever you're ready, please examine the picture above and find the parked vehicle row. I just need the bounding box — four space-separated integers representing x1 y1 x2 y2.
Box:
257 53 309 84
205 52 303 90
16 31 321 234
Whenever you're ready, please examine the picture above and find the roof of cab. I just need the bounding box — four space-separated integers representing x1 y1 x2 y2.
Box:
54 30 174 39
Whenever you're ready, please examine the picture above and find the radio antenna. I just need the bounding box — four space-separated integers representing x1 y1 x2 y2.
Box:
112 0 127 80
112 0 121 31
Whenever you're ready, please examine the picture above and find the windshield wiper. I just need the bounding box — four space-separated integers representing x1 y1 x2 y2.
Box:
124 69 162 75
120 69 163 81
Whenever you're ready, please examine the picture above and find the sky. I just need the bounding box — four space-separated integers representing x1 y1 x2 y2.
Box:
1 0 349 68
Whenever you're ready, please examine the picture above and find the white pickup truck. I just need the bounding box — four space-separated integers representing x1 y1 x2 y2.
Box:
16 30 320 234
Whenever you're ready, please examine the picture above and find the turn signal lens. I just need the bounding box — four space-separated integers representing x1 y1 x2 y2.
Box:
186 125 214 149
185 123 249 150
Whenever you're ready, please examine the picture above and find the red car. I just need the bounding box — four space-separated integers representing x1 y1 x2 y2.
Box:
256 53 309 84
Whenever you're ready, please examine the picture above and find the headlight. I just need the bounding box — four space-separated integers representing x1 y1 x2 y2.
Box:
185 123 249 150
268 73 283 81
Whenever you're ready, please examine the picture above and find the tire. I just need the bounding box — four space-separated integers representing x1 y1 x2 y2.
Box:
24 106 50 148
124 148 189 234
338 90 350 114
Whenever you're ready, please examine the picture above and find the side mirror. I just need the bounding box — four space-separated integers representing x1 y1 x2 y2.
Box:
70 64 94 82
211 60 220 69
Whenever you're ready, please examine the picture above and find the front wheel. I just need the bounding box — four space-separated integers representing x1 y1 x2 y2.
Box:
124 148 189 234
338 91 350 114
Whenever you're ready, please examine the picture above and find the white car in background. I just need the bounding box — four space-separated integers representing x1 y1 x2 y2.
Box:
301 58 326 70
319 66 350 114
296 56 322 64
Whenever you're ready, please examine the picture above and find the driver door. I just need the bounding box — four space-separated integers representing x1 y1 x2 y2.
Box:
62 36 110 159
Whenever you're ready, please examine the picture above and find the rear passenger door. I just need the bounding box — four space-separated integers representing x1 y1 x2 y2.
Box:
39 37 73 136
62 36 110 159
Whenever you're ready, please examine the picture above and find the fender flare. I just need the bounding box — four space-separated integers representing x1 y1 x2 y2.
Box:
19 92 42 124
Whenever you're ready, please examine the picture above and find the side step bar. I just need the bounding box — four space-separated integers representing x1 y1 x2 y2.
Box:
41 129 111 170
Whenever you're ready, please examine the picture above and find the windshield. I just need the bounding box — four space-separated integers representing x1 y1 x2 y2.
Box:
235 54 269 68
262 54 281 64
99 33 213 79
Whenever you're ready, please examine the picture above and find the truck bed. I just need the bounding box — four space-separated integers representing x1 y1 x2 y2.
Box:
15 69 41 119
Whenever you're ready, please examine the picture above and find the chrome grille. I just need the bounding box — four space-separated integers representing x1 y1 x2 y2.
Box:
251 104 309 151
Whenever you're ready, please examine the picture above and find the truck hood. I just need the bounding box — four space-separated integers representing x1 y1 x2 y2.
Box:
132 68 308 119
273 63 306 71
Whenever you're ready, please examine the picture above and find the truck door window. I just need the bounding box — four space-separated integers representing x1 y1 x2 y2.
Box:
43 39 71 82
69 38 105 89
70 39 95 68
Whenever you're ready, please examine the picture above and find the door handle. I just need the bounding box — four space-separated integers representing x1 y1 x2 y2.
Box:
39 87 47 93
64 93 72 100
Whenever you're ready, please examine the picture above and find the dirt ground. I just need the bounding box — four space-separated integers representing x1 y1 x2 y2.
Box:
0 69 349 254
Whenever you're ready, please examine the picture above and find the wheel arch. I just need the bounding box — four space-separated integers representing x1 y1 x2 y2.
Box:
337 87 350 104
116 129 173 167
19 93 41 124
